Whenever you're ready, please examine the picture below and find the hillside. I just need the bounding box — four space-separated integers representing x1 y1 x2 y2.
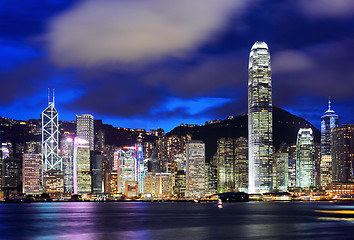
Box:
167 107 320 161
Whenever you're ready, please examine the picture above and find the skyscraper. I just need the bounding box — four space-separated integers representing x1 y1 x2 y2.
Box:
41 90 63 193
76 114 94 151
320 99 339 186
296 128 315 188
41 90 62 171
248 41 273 193
186 140 205 197
22 153 42 195
332 124 354 183
73 138 91 194
217 138 236 193
60 137 74 193
235 137 248 192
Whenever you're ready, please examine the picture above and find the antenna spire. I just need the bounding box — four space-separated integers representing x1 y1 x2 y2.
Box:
328 96 331 111
53 88 55 106
48 88 50 105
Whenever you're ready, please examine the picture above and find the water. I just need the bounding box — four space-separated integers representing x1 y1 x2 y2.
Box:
1 201 354 239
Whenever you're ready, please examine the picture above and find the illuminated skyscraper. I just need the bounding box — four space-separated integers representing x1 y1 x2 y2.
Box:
76 114 94 151
332 124 354 183
22 153 42 195
73 138 91 194
235 137 248 192
248 41 273 193
41 90 63 193
296 128 315 188
186 140 205 197
116 147 136 194
60 137 74 193
217 138 236 193
320 99 339 186
41 90 62 171
273 152 289 191
136 135 145 194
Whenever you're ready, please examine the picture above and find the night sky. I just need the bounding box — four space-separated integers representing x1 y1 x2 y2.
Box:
1 0 354 132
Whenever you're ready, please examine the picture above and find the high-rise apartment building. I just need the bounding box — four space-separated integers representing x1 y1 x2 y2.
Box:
186 141 205 197
320 99 339 186
248 41 273 193
76 114 94 151
22 153 42 195
332 124 354 183
296 128 315 188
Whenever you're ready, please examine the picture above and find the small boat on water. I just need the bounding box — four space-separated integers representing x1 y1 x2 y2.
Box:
217 199 223 208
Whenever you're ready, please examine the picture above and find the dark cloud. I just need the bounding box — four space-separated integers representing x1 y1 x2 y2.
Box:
1 0 354 131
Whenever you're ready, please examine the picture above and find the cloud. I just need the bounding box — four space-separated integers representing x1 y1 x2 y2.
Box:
150 97 232 116
272 50 315 73
296 0 354 18
47 0 249 66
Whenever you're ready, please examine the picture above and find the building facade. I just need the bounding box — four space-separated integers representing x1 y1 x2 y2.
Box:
296 128 315 188
320 99 339 186
332 124 354 183
186 141 205 197
235 137 248 192
248 41 273 193
60 137 74 193
22 153 42 195
73 138 91 194
76 114 94 151
217 138 236 193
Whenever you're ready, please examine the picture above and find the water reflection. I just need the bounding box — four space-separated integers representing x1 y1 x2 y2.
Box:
1 202 354 239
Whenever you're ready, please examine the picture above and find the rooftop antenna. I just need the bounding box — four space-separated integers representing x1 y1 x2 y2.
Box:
328 96 331 111
48 88 50 105
53 88 55 106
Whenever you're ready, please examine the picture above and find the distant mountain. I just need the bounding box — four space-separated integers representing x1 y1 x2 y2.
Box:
167 107 320 161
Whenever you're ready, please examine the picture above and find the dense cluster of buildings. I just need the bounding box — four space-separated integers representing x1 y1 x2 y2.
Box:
0 41 353 200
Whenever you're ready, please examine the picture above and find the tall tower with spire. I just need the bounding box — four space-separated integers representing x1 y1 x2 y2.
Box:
320 98 339 186
41 89 63 193
248 41 273 193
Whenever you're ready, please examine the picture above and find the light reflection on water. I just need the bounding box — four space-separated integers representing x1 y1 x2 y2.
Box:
1 202 354 239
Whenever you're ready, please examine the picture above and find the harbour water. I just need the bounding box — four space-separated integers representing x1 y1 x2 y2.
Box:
1 201 354 239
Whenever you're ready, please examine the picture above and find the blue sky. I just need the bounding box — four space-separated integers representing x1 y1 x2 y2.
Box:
0 0 354 132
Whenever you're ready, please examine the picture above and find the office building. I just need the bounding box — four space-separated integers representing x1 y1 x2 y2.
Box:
116 147 136 194
332 124 354 183
217 138 236 193
156 173 173 196
296 128 315 188
273 152 289 191
60 137 74 193
22 153 42 195
248 41 273 193
235 137 248 192
76 114 94 151
73 138 91 194
320 99 339 186
186 141 205 197
91 151 103 194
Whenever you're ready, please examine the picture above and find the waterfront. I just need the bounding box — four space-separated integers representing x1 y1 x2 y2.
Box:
1 202 354 239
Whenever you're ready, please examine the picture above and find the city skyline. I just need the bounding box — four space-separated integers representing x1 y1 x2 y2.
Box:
0 0 354 132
